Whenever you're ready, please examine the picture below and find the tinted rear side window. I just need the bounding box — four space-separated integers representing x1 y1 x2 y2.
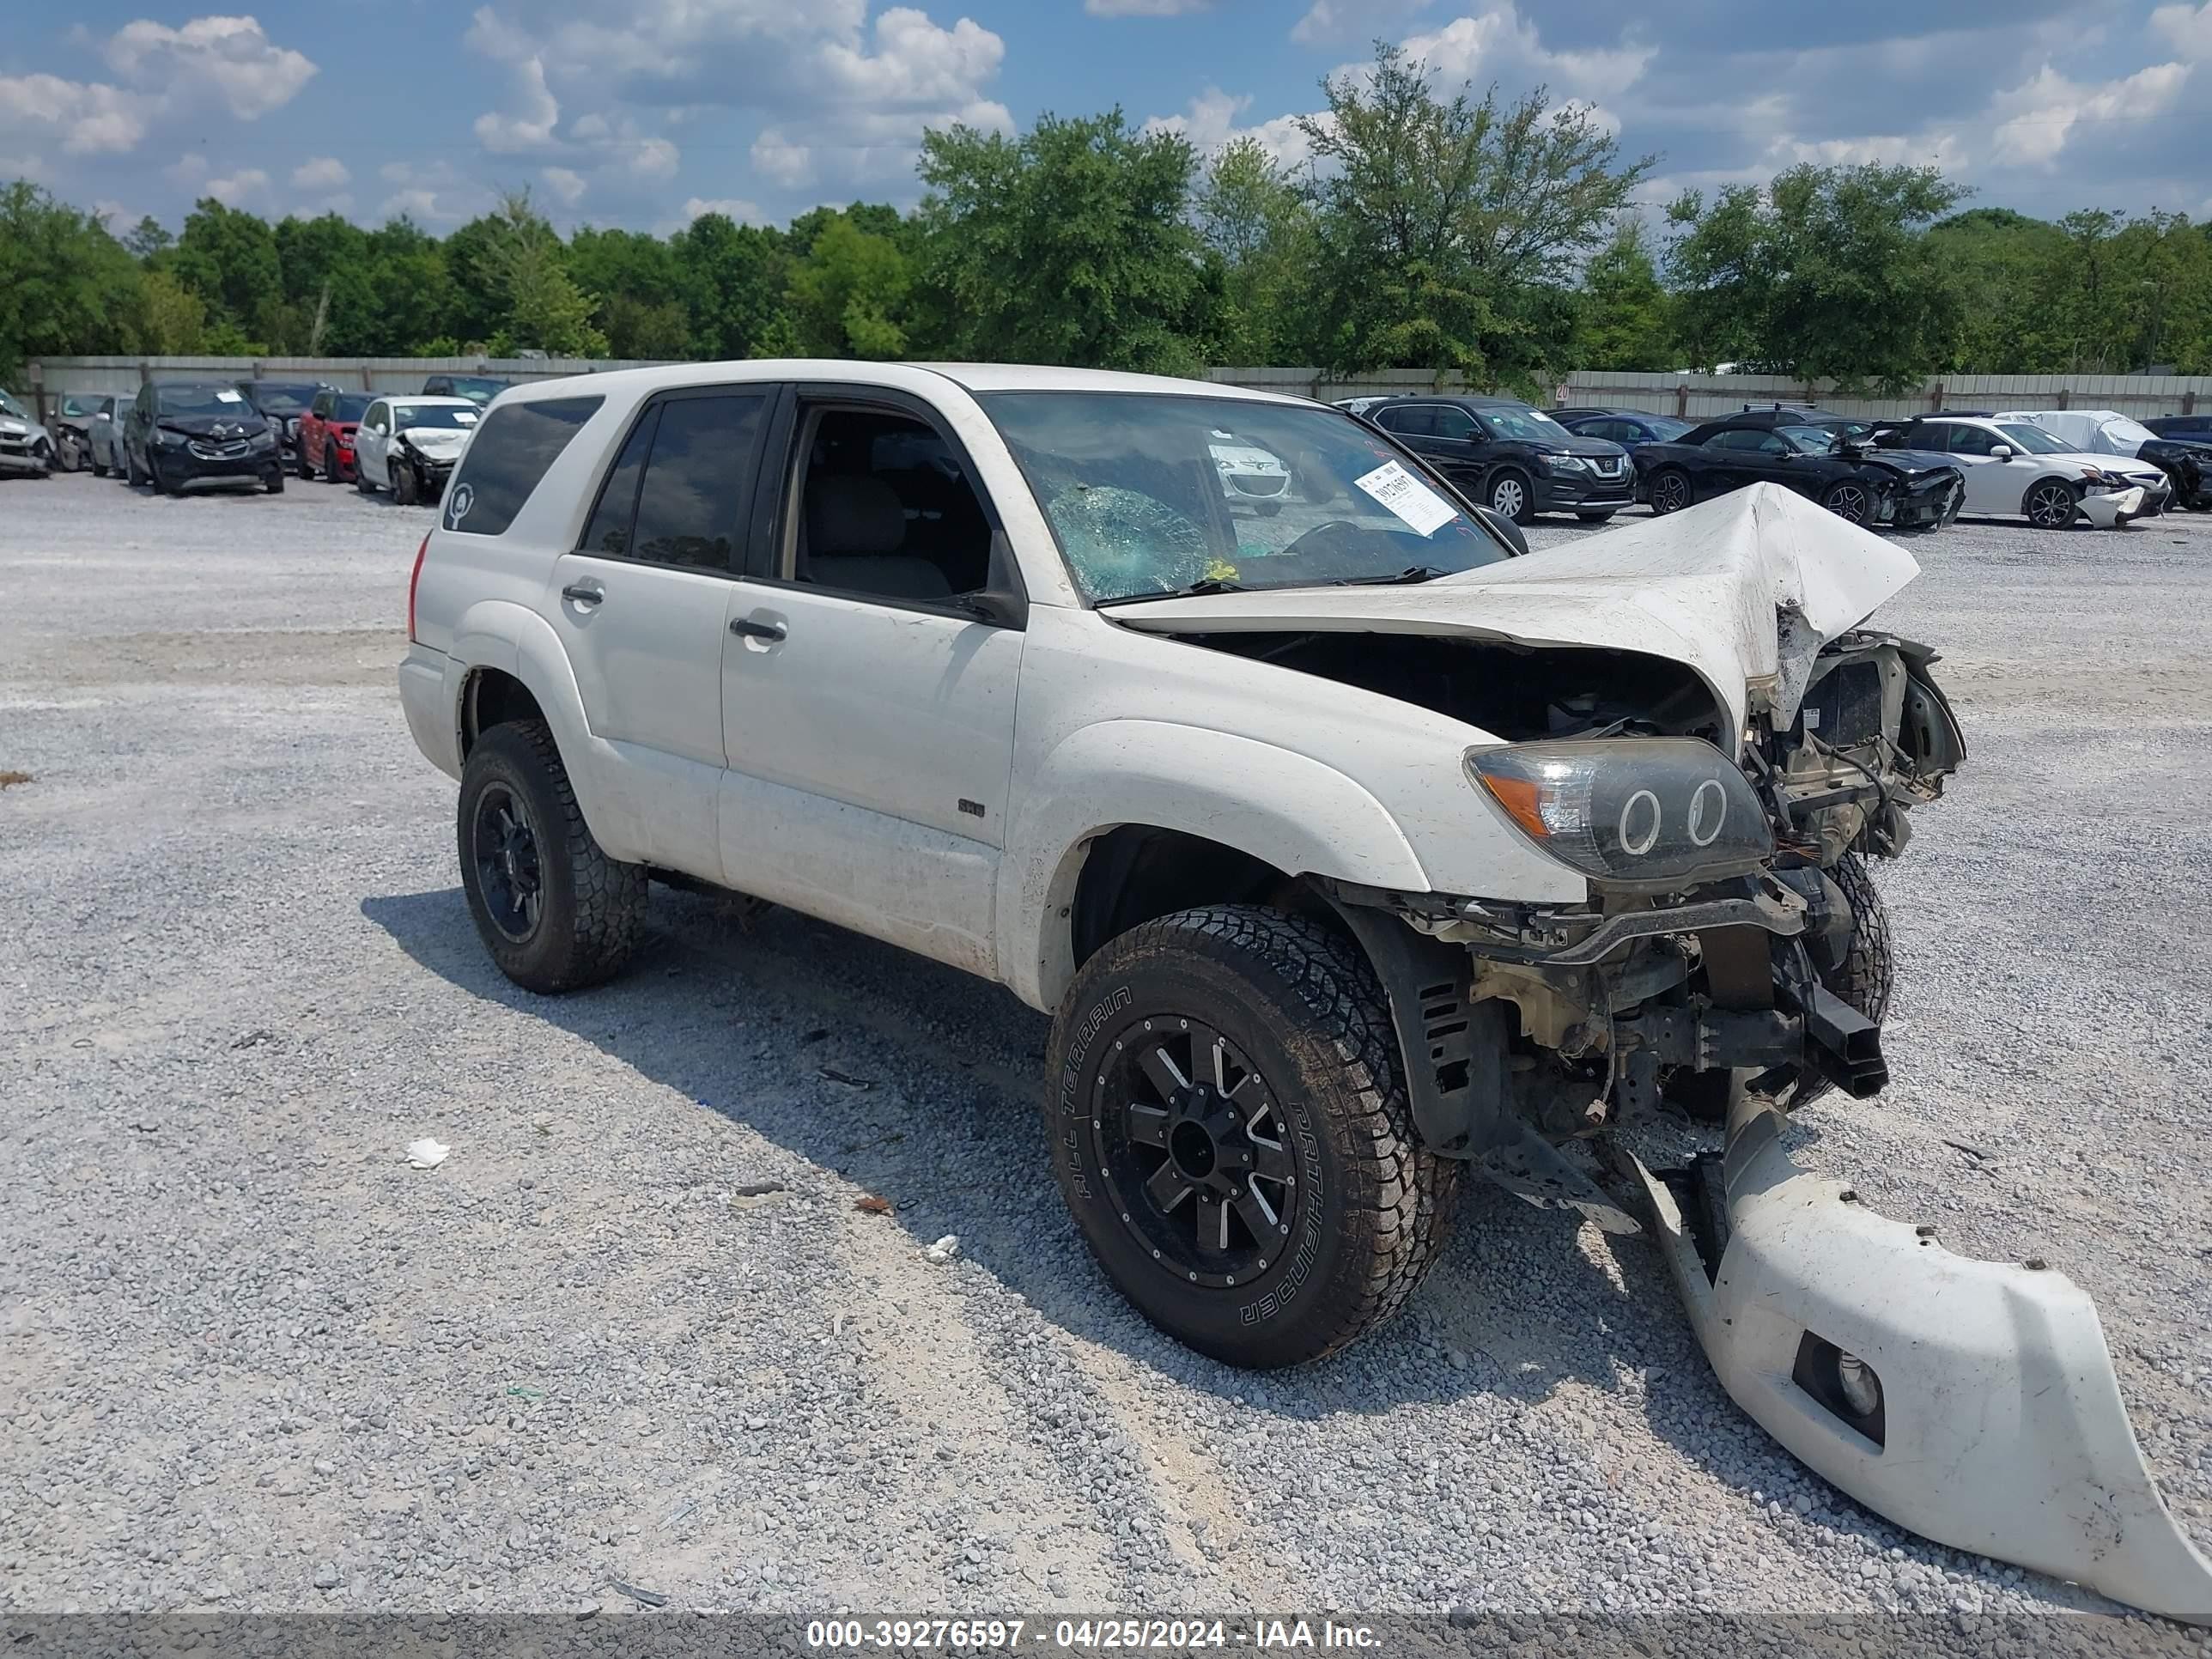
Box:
580 407 659 556
626 393 769 571
443 396 603 537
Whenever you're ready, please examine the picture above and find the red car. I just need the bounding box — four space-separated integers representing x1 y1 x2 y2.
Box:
297 389 372 482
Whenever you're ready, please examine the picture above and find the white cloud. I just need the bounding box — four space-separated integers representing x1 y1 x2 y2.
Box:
1085 0 1210 14
1984 60 2191 167
205 166 270 206
0 72 150 155
1396 6 1654 104
2150 2 2212 59
1 152 52 183
377 161 486 225
463 0 1012 195
102 15 317 119
1291 0 1425 48
290 155 349 190
676 195 767 225
1143 88 1326 171
542 165 587 204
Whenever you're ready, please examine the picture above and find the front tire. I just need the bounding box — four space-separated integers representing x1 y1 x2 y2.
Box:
1820 480 1873 525
392 459 416 507
2023 478 2078 529
1487 469 1534 526
457 720 647 994
1043 906 1458 1369
1576 510 1616 524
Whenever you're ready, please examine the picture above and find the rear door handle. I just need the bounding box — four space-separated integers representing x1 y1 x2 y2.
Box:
729 616 786 641
561 583 604 605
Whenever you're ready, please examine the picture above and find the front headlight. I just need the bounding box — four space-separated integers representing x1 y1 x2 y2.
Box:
251 428 276 449
1542 453 1589 473
1466 738 1773 889
155 428 186 447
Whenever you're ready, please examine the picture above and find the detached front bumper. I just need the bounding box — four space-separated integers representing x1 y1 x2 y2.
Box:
1623 1097 2212 1626
0 436 52 475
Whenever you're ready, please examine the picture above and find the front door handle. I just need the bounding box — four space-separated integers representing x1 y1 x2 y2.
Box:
729 616 786 641
561 583 604 605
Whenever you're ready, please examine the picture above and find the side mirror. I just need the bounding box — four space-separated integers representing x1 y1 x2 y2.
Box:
1990 444 2014 461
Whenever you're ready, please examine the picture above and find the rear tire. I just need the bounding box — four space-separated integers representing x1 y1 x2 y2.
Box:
125 447 145 488
355 458 377 494
1043 905 1458 1368
458 720 647 994
1648 469 1691 515
92 458 109 478
264 471 284 495
297 443 315 481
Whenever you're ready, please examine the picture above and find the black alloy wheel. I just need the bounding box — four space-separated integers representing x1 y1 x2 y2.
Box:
1820 480 1872 525
2024 479 2077 529
1649 470 1691 514
470 782 544 944
1092 1017 1301 1291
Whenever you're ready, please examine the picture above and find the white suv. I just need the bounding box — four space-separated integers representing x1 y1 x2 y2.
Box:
398 362 1966 1370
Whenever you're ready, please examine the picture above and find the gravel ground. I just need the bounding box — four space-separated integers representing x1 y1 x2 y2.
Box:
3 471 2209 1640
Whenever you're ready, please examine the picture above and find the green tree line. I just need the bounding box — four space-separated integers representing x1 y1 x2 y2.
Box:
6 40 2211 390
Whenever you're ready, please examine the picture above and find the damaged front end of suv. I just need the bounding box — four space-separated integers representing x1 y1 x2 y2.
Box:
1128 483 2210 1624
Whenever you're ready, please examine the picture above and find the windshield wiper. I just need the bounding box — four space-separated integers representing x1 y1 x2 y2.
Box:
1329 565 1450 586
1096 577 1247 607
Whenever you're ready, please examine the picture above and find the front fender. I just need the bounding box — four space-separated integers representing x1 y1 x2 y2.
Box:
1001 720 1431 1011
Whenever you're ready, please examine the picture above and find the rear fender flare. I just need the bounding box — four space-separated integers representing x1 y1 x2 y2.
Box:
447 599 650 865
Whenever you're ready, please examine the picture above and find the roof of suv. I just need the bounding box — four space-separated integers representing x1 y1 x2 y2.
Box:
488 360 1313 410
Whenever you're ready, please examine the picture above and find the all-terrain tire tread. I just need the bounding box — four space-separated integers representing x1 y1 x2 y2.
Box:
477 720 646 992
1061 904 1458 1363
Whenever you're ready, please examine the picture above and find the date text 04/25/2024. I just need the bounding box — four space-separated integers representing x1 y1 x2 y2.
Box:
805 1619 1382 1650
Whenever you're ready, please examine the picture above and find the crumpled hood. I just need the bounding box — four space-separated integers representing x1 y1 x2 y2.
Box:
398 424 470 450
1114 483 1920 741
1854 446 1954 477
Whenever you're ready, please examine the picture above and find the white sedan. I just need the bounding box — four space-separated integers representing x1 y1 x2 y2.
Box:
1875 414 2168 526
351 396 481 506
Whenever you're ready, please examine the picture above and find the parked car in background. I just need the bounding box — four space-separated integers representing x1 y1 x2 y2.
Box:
1633 414 1963 528
1330 395 1393 418
1993 408 2209 512
1368 395 1635 523
421 374 514 406
1550 408 1698 451
87 397 124 477
1873 414 2168 526
2145 413 2212 441
352 396 480 505
235 380 327 464
47 392 106 471
297 389 372 483
1209 435 1292 514
120 381 283 495
0 389 55 478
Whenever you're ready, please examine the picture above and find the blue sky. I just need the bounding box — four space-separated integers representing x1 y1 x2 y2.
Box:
5 0 2210 237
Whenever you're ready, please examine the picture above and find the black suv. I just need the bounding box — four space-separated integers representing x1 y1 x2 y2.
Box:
421 374 515 406
123 381 284 495
1369 396 1634 523
234 380 328 462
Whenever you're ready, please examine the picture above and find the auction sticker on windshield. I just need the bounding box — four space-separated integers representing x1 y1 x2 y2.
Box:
1354 459 1457 536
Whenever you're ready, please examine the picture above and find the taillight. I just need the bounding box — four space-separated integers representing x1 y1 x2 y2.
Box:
407 532 430 642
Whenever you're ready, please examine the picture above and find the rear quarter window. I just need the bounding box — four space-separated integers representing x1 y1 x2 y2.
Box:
441 396 604 537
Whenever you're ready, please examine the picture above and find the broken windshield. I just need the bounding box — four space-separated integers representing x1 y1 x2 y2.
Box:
979 392 1515 605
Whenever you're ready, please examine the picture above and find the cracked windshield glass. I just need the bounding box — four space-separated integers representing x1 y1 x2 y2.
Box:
980 392 1513 603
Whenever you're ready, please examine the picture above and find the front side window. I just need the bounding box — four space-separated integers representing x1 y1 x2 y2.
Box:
365 403 390 431
1430 406 1480 441
1946 424 1997 457
980 392 1515 605
788 406 996 604
442 395 603 537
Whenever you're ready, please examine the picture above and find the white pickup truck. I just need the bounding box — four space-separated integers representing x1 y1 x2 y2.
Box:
398 362 2209 1622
